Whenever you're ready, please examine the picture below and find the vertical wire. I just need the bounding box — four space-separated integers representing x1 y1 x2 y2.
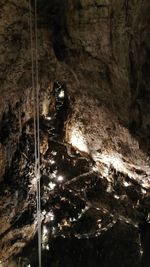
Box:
34 0 40 166
34 0 42 266
29 1 41 266
29 0 37 176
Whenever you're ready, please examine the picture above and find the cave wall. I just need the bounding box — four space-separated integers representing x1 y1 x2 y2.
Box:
0 0 150 177
0 1 150 264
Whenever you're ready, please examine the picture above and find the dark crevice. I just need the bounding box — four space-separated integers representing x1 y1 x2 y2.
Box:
35 0 69 61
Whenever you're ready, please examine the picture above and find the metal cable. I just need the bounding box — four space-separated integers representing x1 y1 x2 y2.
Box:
29 1 41 266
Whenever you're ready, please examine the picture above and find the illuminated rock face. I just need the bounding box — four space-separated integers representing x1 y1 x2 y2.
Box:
0 88 150 266
0 0 150 266
0 112 144 266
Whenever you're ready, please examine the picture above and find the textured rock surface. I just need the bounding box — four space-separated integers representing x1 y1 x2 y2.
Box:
0 0 150 148
0 110 146 266
0 0 150 266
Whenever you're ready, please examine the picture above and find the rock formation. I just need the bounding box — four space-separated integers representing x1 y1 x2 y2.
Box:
0 0 150 266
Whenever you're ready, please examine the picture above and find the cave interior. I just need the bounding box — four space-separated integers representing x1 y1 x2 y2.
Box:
0 0 150 267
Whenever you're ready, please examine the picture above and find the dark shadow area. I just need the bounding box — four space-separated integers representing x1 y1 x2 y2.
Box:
35 0 69 61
